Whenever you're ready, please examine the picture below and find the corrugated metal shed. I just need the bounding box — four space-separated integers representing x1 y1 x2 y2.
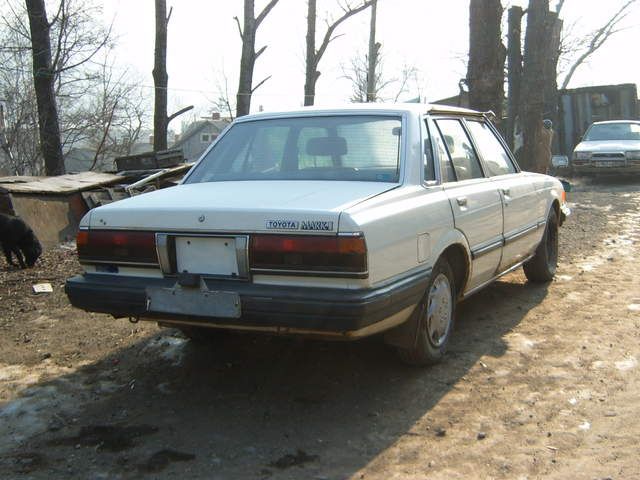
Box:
558 83 639 156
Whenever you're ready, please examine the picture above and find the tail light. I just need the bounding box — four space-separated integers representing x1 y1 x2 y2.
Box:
77 230 158 265
250 234 367 276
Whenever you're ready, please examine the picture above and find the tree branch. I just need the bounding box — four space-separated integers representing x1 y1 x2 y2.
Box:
54 21 113 74
255 44 267 60
48 0 65 28
233 15 243 40
315 1 373 69
560 0 636 89
251 75 272 93
256 0 279 27
167 105 194 124
89 99 117 171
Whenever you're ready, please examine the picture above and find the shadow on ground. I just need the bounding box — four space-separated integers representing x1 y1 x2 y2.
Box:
0 278 549 479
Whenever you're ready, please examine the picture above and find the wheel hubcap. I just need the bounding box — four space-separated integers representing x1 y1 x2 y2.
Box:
426 273 452 348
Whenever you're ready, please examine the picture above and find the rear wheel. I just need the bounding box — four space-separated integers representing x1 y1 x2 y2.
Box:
523 208 558 283
397 258 456 366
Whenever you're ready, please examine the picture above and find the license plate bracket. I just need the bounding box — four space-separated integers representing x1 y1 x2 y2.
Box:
146 283 241 318
595 160 622 168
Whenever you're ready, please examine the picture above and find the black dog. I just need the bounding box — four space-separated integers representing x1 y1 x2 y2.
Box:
0 213 42 268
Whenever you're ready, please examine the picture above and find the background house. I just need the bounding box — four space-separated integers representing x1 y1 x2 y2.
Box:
172 115 230 162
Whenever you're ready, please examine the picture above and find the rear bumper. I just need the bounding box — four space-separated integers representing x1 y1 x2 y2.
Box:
65 270 430 336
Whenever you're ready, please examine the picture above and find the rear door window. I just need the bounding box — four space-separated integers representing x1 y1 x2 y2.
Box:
466 120 517 176
434 119 484 181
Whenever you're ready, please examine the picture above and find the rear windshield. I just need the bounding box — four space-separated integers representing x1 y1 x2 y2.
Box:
584 122 640 141
184 115 402 183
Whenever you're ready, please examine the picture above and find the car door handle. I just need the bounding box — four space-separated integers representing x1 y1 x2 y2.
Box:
456 196 467 206
501 188 510 196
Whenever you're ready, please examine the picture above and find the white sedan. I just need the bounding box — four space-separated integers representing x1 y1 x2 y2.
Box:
572 120 640 174
66 104 569 365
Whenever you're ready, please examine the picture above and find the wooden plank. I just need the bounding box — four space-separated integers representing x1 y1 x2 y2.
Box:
0 172 122 194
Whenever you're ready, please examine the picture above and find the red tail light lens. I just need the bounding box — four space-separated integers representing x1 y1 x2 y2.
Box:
250 234 367 276
77 230 158 265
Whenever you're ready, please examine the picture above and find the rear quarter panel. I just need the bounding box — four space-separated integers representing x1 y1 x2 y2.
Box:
340 185 457 286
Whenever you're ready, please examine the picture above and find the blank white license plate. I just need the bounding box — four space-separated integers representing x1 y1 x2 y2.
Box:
175 237 238 276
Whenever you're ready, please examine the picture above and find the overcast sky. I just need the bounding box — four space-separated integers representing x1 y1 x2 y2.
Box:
102 0 640 129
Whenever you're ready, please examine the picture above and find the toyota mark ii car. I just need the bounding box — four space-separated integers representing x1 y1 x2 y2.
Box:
572 120 640 174
66 104 569 365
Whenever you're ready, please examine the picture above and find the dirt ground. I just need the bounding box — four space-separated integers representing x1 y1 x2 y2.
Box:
0 175 639 480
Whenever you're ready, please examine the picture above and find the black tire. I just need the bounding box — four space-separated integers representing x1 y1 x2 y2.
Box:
523 208 559 283
397 258 456 366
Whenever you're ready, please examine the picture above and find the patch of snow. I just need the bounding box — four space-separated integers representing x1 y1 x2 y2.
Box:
578 421 591 431
615 357 637 372
556 274 573 282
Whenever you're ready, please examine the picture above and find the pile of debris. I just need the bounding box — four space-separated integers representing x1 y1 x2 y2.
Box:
0 150 193 248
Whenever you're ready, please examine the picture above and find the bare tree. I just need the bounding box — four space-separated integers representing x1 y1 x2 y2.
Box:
543 10 562 154
235 0 279 117
0 18 42 175
342 52 389 103
467 0 506 124
518 0 554 173
24 0 65 175
304 0 373 106
342 53 419 103
1 0 148 175
85 54 149 170
506 5 524 151
366 0 378 102
392 64 422 103
214 69 236 121
153 0 170 152
559 0 637 89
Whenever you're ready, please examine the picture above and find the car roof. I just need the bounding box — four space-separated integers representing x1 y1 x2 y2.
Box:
590 120 640 126
234 103 486 122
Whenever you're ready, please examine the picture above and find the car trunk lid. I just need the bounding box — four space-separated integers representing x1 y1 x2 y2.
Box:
89 180 398 233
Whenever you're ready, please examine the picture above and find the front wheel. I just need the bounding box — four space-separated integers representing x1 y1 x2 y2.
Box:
523 208 559 283
397 258 456 366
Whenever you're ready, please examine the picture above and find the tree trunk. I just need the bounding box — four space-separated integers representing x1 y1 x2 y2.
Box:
467 0 506 125
543 12 563 155
518 0 550 173
304 0 317 106
236 0 256 117
506 6 523 151
153 0 168 152
366 0 378 102
304 0 371 106
234 0 278 116
25 0 65 176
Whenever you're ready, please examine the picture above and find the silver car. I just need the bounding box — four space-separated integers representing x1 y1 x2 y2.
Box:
572 120 640 174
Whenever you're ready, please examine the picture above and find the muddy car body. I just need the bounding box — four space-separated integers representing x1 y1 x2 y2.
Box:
66 104 569 364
